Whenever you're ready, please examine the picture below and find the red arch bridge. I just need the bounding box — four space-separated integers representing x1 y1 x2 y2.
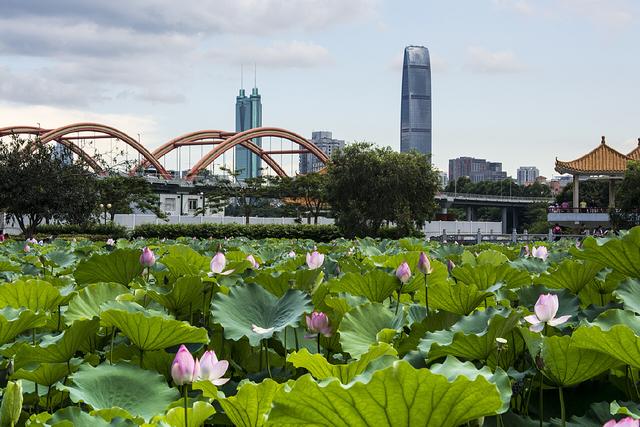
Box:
0 123 329 180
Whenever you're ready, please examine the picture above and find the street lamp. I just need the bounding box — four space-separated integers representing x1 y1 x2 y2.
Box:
99 203 112 225
199 192 205 217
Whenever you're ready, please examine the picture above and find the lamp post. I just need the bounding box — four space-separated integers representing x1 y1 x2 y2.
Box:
199 192 205 217
99 203 112 225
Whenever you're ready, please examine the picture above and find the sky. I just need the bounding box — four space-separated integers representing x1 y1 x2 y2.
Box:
1 0 639 178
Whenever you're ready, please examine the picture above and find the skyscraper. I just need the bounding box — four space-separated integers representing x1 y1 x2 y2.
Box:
235 83 262 181
449 157 507 183
299 131 344 174
517 166 540 186
400 46 432 157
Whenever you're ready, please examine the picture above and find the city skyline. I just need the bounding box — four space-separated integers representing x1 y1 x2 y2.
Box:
1 1 639 178
400 46 432 156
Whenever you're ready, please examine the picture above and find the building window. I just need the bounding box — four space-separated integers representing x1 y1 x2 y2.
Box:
188 199 198 212
164 198 176 212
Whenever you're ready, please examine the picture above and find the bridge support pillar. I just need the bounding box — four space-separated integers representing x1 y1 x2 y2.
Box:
512 208 519 232
466 206 474 221
501 207 508 234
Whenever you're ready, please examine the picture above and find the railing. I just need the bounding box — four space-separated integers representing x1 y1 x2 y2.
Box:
439 192 553 202
547 207 610 213
431 228 584 245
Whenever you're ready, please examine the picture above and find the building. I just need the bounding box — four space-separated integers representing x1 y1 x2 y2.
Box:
53 143 73 165
299 131 344 174
448 157 507 183
438 171 448 188
400 46 432 157
517 166 540 186
234 86 262 181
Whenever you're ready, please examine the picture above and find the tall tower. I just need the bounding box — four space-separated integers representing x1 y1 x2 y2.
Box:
234 68 262 181
400 46 432 157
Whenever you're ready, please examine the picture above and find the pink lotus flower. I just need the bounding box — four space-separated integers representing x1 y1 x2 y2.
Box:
306 251 324 270
209 252 233 275
0 234 4 243
195 350 229 386
288 250 296 258
417 252 432 275
139 247 155 267
396 262 411 284
604 417 639 427
246 254 259 269
531 246 548 261
23 244 30 253
524 294 571 333
447 259 456 274
306 311 332 337
520 246 530 257
171 345 196 386
106 238 115 246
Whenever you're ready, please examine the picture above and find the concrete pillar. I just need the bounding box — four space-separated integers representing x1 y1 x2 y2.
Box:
501 207 508 234
466 206 473 221
608 179 616 208
512 208 518 231
573 175 580 210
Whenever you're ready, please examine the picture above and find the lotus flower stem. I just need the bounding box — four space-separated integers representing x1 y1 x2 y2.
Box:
558 387 565 427
539 373 544 427
423 273 429 314
263 340 272 378
317 333 321 354
294 329 300 351
395 284 404 315
630 366 640 400
110 327 116 365
182 385 189 427
139 349 144 369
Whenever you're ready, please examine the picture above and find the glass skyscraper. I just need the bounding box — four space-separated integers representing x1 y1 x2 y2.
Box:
235 86 262 181
400 45 432 157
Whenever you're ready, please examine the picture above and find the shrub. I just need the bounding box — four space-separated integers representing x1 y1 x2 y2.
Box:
35 223 128 238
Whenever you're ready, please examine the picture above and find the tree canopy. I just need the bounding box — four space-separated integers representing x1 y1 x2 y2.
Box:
326 143 440 237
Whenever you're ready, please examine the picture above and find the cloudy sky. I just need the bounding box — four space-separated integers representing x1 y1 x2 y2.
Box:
1 0 639 177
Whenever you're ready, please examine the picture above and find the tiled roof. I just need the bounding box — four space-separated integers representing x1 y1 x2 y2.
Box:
555 137 631 175
628 139 640 161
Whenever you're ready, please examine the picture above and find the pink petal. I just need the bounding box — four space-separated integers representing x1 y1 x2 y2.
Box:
548 315 571 326
534 294 557 322
529 322 545 333
207 360 229 380
211 377 230 386
524 315 541 325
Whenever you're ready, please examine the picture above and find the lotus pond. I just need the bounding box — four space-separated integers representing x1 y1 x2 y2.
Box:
1 229 640 426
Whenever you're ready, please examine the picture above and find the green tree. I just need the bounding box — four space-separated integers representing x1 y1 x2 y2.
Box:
0 137 98 236
556 180 608 207
280 173 329 224
96 175 165 221
616 161 640 211
326 143 440 237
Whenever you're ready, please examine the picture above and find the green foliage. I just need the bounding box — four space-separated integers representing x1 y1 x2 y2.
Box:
96 175 165 220
74 249 144 285
35 223 128 238
217 379 281 427
326 143 440 237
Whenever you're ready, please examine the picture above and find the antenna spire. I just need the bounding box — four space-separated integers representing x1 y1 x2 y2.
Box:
240 64 244 89
254 63 257 88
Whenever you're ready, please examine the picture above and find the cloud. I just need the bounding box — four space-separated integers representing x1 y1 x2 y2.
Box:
466 46 527 74
213 40 333 68
492 0 534 16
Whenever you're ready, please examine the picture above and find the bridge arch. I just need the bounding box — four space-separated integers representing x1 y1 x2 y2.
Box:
0 125 104 173
186 127 329 181
39 123 171 179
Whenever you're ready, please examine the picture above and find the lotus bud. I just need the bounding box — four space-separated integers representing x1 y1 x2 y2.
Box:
210 252 226 274
106 238 115 246
171 345 196 386
417 252 432 275
306 311 332 337
519 246 529 258
0 380 23 427
139 247 155 267
306 251 324 270
23 244 30 253
246 254 259 269
447 259 456 274
531 246 548 261
396 262 411 284
288 250 296 258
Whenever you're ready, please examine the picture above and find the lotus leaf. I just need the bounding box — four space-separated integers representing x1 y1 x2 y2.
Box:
146 275 205 313
338 303 404 358
64 282 129 325
0 307 47 346
329 270 398 303
217 379 282 427
165 401 216 427
536 259 602 294
0 279 65 312
74 249 144 285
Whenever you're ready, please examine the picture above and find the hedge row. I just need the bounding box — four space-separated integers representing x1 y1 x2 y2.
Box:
35 223 129 238
131 223 343 241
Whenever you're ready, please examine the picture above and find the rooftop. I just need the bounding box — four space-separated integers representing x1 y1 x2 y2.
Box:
555 136 637 175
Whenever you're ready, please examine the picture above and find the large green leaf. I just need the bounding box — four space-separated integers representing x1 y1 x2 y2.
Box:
160 245 210 278
31 407 112 427
572 309 640 369
522 331 621 387
12 359 82 386
15 319 100 368
146 275 205 313
266 359 511 427
217 379 282 427
613 279 640 315
101 309 209 351
287 343 397 384
60 363 179 423
572 228 640 279
338 303 404 358
165 401 216 427
419 308 520 363
44 250 77 269
252 269 324 297
64 282 129 325
536 259 602 294
0 307 47 346
428 280 493 315
329 270 398 303
74 249 144 285
0 279 65 312
453 263 531 290
211 283 311 346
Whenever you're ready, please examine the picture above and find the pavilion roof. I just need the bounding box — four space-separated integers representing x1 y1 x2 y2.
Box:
555 137 631 175
627 138 640 161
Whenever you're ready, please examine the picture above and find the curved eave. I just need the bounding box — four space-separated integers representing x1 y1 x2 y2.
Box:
555 160 626 175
